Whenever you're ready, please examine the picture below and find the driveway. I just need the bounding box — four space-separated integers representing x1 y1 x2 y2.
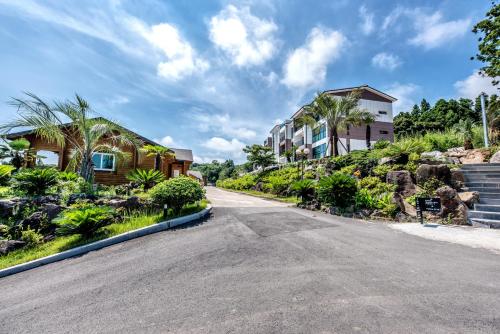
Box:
1 187 499 333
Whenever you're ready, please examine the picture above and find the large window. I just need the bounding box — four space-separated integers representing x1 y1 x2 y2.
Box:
92 152 115 171
312 143 326 159
312 124 326 143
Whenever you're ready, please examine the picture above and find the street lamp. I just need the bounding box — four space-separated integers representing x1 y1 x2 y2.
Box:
480 93 489 148
296 147 310 180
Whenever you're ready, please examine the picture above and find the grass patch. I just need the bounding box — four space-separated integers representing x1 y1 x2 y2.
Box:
0 199 208 270
223 188 299 204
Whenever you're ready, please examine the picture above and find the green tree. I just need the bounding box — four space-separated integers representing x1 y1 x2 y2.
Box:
1 93 142 183
297 90 374 156
0 138 34 170
243 144 275 169
472 1 500 86
141 144 175 170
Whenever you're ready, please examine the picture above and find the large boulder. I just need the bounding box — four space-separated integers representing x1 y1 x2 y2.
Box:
0 199 17 219
386 171 416 197
458 191 480 209
420 151 451 164
435 186 468 225
18 203 65 233
460 149 488 164
416 164 451 185
67 193 98 206
95 196 142 211
489 151 500 163
450 169 465 190
0 239 25 255
445 147 467 158
33 195 60 206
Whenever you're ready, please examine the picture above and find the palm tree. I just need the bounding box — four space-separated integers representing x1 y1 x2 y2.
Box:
296 90 374 157
1 93 142 183
361 113 376 149
0 138 34 170
141 144 175 170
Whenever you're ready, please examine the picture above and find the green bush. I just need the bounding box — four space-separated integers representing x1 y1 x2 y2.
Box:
58 171 80 182
418 177 445 196
12 168 59 196
373 139 391 150
317 172 357 208
422 130 463 152
290 179 316 203
150 176 204 214
330 150 377 176
20 227 43 248
126 169 165 191
217 174 256 190
355 188 376 210
375 192 399 218
263 175 290 195
0 165 15 186
55 206 118 238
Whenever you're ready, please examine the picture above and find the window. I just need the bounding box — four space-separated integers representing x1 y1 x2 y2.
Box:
92 153 115 171
379 130 389 135
312 124 326 143
312 143 326 159
378 110 387 115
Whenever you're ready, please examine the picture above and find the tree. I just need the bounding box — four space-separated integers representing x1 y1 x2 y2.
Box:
1 93 142 183
297 91 374 156
0 138 34 170
243 144 275 169
141 144 175 170
472 1 500 87
361 113 376 149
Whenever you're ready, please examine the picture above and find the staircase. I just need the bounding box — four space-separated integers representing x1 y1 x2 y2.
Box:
462 163 500 228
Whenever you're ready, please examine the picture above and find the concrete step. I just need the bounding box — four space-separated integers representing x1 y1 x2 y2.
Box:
460 167 500 172
478 197 500 205
467 210 500 220
474 204 500 212
464 187 500 194
464 177 500 183
475 192 500 199
464 182 500 188
461 163 500 169
469 218 500 229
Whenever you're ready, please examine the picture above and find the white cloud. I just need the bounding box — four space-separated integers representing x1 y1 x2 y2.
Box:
409 12 470 49
202 137 246 155
193 155 225 164
281 26 346 89
385 83 420 114
154 135 177 147
454 70 500 99
359 5 374 35
209 5 278 67
371 52 402 71
192 113 257 140
128 21 209 80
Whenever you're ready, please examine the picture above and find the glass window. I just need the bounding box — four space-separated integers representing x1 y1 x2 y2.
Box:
378 110 387 115
312 143 326 159
379 130 389 134
92 153 115 171
312 124 326 143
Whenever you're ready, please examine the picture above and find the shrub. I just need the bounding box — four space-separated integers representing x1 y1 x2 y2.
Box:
423 130 463 152
150 176 204 214
12 168 59 196
418 177 445 196
330 150 377 176
55 206 118 238
373 139 391 150
126 169 165 191
217 174 256 190
355 188 376 210
0 165 15 186
263 175 290 195
290 179 316 203
375 192 400 218
58 171 80 182
20 227 43 248
317 172 357 208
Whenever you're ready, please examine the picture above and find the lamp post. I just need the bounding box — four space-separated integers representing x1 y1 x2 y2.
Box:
480 93 489 148
295 147 310 180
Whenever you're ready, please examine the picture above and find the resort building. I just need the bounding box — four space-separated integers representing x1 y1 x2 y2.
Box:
265 85 396 163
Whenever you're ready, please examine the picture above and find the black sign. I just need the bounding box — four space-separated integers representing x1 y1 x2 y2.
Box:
416 197 441 213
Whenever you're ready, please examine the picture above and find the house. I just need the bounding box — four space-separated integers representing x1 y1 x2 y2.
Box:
187 170 205 185
5 118 194 185
266 85 396 162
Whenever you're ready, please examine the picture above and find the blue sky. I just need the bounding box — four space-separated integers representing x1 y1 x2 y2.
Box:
0 0 498 163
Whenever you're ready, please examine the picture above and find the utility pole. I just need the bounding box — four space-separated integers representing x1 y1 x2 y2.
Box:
481 93 489 148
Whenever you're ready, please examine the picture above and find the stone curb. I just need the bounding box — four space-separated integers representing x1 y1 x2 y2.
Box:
0 205 212 278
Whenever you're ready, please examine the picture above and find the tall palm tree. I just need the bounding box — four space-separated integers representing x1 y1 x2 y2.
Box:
0 93 142 183
361 113 376 149
296 90 374 157
141 144 176 170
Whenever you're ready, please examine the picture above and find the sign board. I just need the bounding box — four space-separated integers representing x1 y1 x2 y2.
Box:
416 197 441 224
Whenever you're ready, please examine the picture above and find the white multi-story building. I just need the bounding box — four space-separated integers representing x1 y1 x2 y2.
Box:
265 85 397 161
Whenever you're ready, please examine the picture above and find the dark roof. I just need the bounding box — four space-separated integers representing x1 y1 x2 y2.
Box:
324 85 397 102
171 148 193 162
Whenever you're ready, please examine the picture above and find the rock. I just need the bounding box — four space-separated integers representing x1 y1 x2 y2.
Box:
252 181 264 192
33 195 60 206
18 203 65 233
460 149 487 164
489 151 500 163
420 151 448 162
435 186 468 225
96 196 142 211
0 239 25 255
458 191 480 209
386 171 416 197
67 193 98 206
379 157 395 165
446 147 467 158
450 169 465 190
416 164 451 185
402 200 417 217
0 199 17 218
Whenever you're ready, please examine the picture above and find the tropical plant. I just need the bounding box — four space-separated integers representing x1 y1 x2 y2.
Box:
20 227 43 248
142 144 175 170
263 175 290 195
290 179 316 203
243 144 276 169
55 206 118 238
316 172 357 208
58 171 80 182
0 165 15 185
454 119 475 149
375 192 399 218
1 93 142 183
281 148 294 163
126 169 165 191
295 90 375 157
0 138 34 170
150 176 204 214
373 139 391 150
12 168 59 196
355 188 376 210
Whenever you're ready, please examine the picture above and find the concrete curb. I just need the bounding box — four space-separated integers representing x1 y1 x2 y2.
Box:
0 205 212 278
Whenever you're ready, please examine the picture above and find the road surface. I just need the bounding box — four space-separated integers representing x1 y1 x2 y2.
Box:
1 187 499 333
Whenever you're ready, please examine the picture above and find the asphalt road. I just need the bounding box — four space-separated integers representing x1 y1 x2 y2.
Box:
1 187 500 333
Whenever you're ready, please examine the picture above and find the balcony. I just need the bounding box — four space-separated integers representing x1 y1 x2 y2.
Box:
293 137 304 147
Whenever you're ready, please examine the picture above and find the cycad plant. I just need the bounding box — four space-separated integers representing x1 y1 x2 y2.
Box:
290 179 316 203
0 165 15 186
55 206 118 239
12 168 59 196
0 138 35 170
126 168 165 191
296 90 375 157
1 93 142 183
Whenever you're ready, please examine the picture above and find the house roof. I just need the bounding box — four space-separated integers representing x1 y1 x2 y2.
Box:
324 85 397 102
187 170 203 179
4 117 194 162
